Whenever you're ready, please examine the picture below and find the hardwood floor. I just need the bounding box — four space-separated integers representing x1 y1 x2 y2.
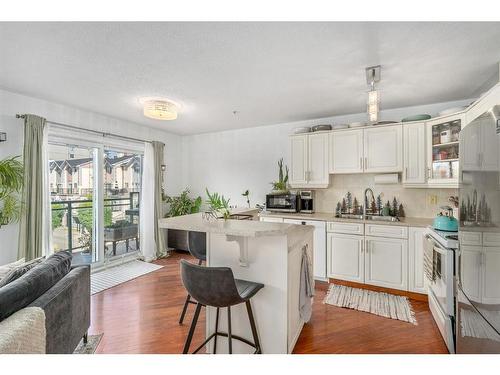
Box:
89 251 448 354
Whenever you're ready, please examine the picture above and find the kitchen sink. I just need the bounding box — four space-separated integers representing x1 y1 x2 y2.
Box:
335 214 400 222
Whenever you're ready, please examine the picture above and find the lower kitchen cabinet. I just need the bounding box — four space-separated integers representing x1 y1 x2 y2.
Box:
482 246 500 304
260 217 284 223
364 236 408 290
327 233 364 283
408 227 428 294
460 245 483 302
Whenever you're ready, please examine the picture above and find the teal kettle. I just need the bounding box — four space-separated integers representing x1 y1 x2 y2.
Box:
433 206 458 232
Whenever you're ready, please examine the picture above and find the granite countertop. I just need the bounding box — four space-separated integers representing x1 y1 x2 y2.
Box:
259 211 433 228
158 211 314 238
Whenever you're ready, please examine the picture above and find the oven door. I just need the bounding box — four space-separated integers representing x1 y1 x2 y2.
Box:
424 233 455 316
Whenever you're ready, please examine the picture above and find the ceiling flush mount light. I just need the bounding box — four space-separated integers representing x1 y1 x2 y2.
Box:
142 98 179 121
366 65 381 123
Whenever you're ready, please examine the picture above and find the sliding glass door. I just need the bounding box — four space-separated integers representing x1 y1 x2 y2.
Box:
103 148 143 261
48 143 99 265
48 139 144 267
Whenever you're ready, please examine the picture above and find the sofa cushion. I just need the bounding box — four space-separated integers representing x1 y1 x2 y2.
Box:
0 257 45 288
0 258 25 281
0 251 72 321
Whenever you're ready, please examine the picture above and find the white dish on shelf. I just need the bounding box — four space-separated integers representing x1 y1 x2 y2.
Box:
438 106 467 117
293 126 311 134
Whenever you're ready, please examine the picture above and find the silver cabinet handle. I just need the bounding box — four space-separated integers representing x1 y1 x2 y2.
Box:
427 167 431 179
360 157 363 170
365 157 368 169
405 167 408 180
360 240 363 253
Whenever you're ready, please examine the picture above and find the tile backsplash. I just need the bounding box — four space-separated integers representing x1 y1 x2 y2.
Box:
314 174 457 218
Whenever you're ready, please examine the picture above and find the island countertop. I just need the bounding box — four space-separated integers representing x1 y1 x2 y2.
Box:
158 211 313 238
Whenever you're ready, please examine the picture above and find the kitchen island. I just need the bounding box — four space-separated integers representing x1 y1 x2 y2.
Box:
158 212 314 354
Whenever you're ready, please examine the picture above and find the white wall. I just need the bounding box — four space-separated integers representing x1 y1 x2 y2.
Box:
0 88 183 265
181 98 473 210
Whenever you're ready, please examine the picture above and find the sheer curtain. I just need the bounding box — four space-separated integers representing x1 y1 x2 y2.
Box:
140 141 166 261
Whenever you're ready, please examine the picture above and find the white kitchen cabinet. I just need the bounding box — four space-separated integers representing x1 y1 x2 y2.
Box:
403 122 427 186
426 114 464 188
260 217 284 223
329 129 364 174
284 219 327 280
289 133 329 188
461 115 499 172
290 135 308 186
408 227 428 294
363 125 403 173
307 133 330 186
481 246 500 304
460 118 481 172
364 236 408 290
460 245 482 302
327 233 364 283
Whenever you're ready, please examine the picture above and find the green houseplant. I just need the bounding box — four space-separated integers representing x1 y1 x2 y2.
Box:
0 156 24 227
205 188 231 220
270 158 289 194
163 188 202 251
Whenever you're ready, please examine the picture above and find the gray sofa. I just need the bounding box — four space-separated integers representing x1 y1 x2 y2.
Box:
0 252 90 354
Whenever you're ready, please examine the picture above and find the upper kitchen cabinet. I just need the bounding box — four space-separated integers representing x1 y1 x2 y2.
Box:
426 113 464 188
403 122 427 186
329 129 363 173
461 112 499 172
289 132 329 188
363 125 403 173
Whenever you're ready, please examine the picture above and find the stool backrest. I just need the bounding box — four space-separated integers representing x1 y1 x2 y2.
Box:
180 260 242 307
188 231 206 262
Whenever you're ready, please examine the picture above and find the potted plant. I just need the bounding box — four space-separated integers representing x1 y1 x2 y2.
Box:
205 188 231 220
104 219 139 241
270 158 289 194
0 156 23 227
163 188 202 251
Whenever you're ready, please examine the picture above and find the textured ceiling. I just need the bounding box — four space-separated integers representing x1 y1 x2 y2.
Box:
1 22 500 135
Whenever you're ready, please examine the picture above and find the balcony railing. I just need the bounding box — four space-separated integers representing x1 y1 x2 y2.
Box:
51 191 140 253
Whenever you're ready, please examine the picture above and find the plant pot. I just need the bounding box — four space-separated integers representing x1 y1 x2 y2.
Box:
167 228 189 251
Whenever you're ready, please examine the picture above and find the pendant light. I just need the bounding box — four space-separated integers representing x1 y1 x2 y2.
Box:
366 65 381 123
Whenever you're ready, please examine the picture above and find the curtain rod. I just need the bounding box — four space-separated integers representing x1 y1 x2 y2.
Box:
16 114 153 144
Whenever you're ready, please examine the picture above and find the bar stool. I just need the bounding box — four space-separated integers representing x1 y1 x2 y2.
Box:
179 231 207 324
180 260 264 354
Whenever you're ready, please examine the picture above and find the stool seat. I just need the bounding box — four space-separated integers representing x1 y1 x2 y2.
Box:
180 260 264 354
235 279 264 301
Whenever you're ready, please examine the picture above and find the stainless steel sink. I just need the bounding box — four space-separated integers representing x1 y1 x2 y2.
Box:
335 214 400 222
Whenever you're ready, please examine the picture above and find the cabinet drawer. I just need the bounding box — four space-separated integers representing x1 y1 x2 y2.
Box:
327 222 364 235
483 233 500 247
365 224 408 239
460 231 482 246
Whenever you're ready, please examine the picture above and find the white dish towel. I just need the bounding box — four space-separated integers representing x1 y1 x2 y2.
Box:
299 244 315 322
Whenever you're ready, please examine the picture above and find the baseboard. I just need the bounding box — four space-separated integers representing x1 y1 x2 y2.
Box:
329 278 428 302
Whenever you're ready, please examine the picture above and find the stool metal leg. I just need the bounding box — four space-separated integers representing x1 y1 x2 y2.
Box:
183 302 202 354
246 301 261 354
227 306 232 354
213 307 219 354
179 294 191 324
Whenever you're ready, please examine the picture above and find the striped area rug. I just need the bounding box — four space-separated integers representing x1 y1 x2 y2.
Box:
91 260 163 295
324 284 417 325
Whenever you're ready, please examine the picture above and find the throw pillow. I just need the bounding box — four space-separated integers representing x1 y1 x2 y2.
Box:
0 257 45 288
0 258 25 281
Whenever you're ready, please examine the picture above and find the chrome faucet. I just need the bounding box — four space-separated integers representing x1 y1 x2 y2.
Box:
363 188 375 218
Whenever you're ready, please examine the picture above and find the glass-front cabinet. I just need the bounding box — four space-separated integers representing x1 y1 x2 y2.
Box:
426 113 465 187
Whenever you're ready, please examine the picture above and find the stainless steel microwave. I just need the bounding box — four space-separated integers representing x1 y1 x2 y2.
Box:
265 193 299 213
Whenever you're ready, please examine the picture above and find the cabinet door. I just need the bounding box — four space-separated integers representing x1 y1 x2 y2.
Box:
289 135 308 186
408 227 427 294
363 125 403 173
480 117 499 171
460 120 481 171
364 236 408 290
403 123 426 185
482 247 500 304
307 133 329 187
327 233 364 283
329 130 363 174
460 245 482 302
